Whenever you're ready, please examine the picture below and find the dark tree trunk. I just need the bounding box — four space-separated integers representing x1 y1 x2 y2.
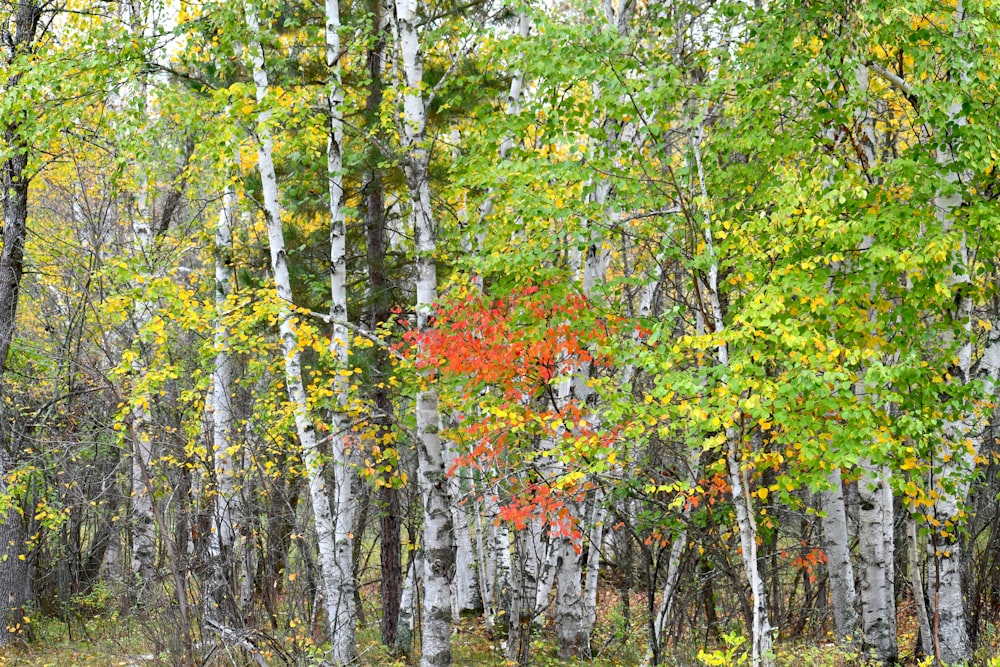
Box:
361 0 403 648
0 0 43 647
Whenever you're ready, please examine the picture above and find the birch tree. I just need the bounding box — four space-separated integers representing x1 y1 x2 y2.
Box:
325 0 358 656
391 0 455 660
244 3 356 659
205 151 240 627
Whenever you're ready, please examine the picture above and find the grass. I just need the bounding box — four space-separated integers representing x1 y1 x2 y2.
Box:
5 587 1000 667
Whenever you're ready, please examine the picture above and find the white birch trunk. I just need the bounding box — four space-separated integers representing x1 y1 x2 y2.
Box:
325 0 358 659
819 468 858 645
582 491 607 633
482 491 513 634
643 447 701 666
123 0 157 585
392 0 454 661
244 5 354 660
476 12 530 227
474 497 494 628
532 530 556 621
923 5 1000 654
211 179 237 558
445 451 481 618
396 550 422 655
692 125 773 667
206 163 239 623
554 538 587 658
508 527 541 663
926 466 970 665
129 184 157 589
857 463 896 664
727 435 773 667
643 526 687 667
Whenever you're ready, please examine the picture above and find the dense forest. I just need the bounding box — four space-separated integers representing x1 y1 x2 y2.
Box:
0 0 998 664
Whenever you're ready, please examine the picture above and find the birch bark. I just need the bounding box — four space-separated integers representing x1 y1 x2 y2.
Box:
819 468 858 646
325 0 358 658
206 161 240 626
244 4 355 660
907 515 933 659
691 124 773 667
467 11 528 637
554 538 586 658
857 462 896 664
122 0 157 588
922 6 1000 659
581 490 606 634
391 0 455 661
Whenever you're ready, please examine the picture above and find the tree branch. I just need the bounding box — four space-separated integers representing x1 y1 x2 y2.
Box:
868 62 919 108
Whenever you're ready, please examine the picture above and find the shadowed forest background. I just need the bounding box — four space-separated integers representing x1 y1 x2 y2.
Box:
0 0 1000 665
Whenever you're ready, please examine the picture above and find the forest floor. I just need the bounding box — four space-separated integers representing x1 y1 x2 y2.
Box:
0 589 998 666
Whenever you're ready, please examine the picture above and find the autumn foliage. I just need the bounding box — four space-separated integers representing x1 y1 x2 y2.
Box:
405 281 621 538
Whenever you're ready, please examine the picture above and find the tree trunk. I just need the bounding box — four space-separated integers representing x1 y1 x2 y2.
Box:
690 121 773 667
644 450 700 665
508 528 539 667
395 549 421 657
0 2 38 638
446 453 481 618
244 4 354 659
206 163 240 626
531 525 555 622
391 0 454 662
857 463 897 665
555 538 587 658
359 0 403 646
820 467 858 646
907 515 933 659
325 0 358 657
0 442 27 646
582 490 606 634
482 490 512 634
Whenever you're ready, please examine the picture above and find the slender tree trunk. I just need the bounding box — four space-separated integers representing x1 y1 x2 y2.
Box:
691 124 773 667
645 525 687 666
907 515 933 659
820 467 858 645
532 528 555 621
445 450 482 618
857 463 897 665
392 0 454 662
244 5 354 659
582 490 606 633
206 163 240 626
128 190 158 591
325 0 358 657
0 3 40 642
927 470 970 665
555 538 587 658
482 490 512 634
508 528 538 667
360 0 403 647
644 449 700 665
395 549 421 657
922 6 1000 655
